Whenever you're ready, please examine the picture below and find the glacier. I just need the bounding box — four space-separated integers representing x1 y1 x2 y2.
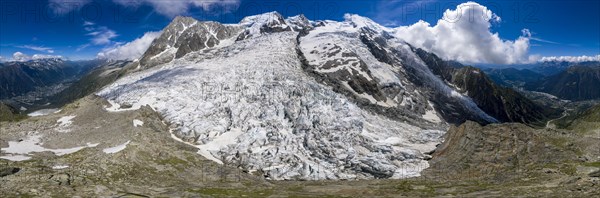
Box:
98 30 445 180
96 12 498 180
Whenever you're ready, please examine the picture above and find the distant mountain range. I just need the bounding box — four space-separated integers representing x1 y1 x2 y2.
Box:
527 65 600 101
483 68 544 87
0 59 117 111
481 62 600 101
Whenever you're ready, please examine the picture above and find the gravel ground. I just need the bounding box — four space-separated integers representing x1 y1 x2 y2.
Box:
1 95 598 197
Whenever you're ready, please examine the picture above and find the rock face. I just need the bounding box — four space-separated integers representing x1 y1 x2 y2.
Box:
285 14 313 31
426 121 578 180
139 16 242 69
415 49 558 125
0 102 25 122
0 167 20 177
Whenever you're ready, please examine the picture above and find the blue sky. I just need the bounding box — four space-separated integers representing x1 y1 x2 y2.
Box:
0 0 598 62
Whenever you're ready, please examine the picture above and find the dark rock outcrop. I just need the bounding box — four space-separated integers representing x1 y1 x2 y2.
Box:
139 16 242 69
0 167 20 177
415 48 559 125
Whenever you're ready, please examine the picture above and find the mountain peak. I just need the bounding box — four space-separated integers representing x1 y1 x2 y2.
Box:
236 11 291 40
167 16 199 30
343 14 389 32
138 15 240 68
239 11 284 26
286 14 313 31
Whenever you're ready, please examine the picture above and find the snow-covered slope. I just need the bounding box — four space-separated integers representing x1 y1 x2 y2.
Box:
99 31 444 180
299 14 496 126
236 11 292 40
98 12 499 180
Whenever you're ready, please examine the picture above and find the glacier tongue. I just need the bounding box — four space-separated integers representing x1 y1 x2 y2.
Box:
98 32 444 180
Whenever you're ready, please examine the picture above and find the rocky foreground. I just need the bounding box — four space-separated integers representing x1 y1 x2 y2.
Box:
0 96 598 197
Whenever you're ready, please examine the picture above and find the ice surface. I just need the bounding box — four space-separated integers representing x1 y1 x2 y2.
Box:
98 32 444 180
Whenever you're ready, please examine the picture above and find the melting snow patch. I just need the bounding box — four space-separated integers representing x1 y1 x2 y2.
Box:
87 142 100 147
0 155 31 161
52 165 69 170
0 134 95 161
133 119 144 127
56 115 76 132
28 108 61 117
102 141 131 154
104 97 156 112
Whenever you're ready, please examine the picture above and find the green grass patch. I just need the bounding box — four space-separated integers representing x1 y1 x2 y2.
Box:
582 161 600 168
157 156 188 166
188 187 273 197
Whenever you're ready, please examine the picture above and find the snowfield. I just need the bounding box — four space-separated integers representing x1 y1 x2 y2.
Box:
56 115 76 133
0 133 99 161
133 119 144 127
102 140 131 154
98 31 445 180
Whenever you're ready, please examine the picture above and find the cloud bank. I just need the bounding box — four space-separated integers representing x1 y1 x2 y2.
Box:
48 0 92 14
540 55 600 63
97 31 161 60
49 0 240 18
113 0 240 17
392 1 533 64
11 52 63 62
12 52 30 62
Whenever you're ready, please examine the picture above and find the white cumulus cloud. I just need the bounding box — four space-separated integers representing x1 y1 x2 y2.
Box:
540 55 600 63
13 52 31 62
97 31 161 60
392 1 533 64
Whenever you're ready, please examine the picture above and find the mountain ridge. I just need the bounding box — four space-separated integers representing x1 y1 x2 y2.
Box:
90 11 563 180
